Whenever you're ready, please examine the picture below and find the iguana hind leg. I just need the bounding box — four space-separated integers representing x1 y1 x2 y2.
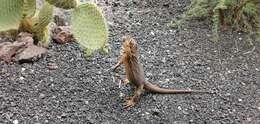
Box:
124 84 144 108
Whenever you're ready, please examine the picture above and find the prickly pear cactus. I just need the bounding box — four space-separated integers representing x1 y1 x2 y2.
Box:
0 0 24 31
72 3 108 56
1 0 109 53
19 1 53 46
36 25 51 46
23 0 36 18
33 1 53 31
33 1 54 46
46 0 77 9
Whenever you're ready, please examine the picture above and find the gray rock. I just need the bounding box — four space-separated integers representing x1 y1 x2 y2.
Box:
16 45 47 62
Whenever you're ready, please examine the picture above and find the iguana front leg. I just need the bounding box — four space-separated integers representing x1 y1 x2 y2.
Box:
111 54 125 71
121 79 130 85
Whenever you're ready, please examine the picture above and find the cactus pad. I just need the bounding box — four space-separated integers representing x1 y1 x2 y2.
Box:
72 3 108 55
46 0 77 9
23 0 36 18
0 0 24 31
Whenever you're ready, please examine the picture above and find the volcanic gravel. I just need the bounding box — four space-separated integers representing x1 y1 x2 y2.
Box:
0 0 260 123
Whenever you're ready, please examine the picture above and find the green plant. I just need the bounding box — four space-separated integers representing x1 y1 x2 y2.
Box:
170 0 260 43
72 3 108 56
0 0 108 55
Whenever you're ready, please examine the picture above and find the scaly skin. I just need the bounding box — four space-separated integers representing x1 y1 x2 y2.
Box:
112 36 210 108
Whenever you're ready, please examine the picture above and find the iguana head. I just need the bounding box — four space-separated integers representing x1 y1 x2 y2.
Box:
122 36 138 56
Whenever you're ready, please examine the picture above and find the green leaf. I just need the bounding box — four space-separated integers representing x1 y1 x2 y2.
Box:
215 0 227 10
72 3 108 55
185 0 210 19
224 0 238 6
255 15 260 42
45 0 77 9
243 2 256 17
23 0 36 18
0 0 24 31
256 0 260 4
33 1 53 31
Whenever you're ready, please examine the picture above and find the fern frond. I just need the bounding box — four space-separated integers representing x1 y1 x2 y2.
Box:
212 8 220 42
243 2 257 17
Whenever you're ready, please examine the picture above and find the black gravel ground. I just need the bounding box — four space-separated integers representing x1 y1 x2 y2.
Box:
1 0 260 123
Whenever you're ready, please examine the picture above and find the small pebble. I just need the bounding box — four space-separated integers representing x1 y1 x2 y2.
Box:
238 99 242 102
150 31 155 36
239 38 242 40
13 120 18 124
183 110 189 115
162 57 166 63
108 21 114 26
21 68 25 72
146 72 152 76
19 77 24 80
151 108 160 115
47 63 58 70
178 106 182 110
50 77 54 82
119 92 125 97
39 93 45 98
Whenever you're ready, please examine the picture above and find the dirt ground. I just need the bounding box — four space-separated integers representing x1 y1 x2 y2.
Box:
0 0 260 123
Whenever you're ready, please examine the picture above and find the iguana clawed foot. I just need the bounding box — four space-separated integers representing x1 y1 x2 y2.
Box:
121 79 130 85
123 98 136 108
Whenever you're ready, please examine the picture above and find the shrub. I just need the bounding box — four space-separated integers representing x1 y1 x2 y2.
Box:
171 0 260 44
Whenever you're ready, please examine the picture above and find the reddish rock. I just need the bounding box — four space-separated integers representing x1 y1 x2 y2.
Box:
54 15 66 26
0 32 47 63
0 41 26 63
52 26 74 44
16 32 34 46
15 45 47 63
